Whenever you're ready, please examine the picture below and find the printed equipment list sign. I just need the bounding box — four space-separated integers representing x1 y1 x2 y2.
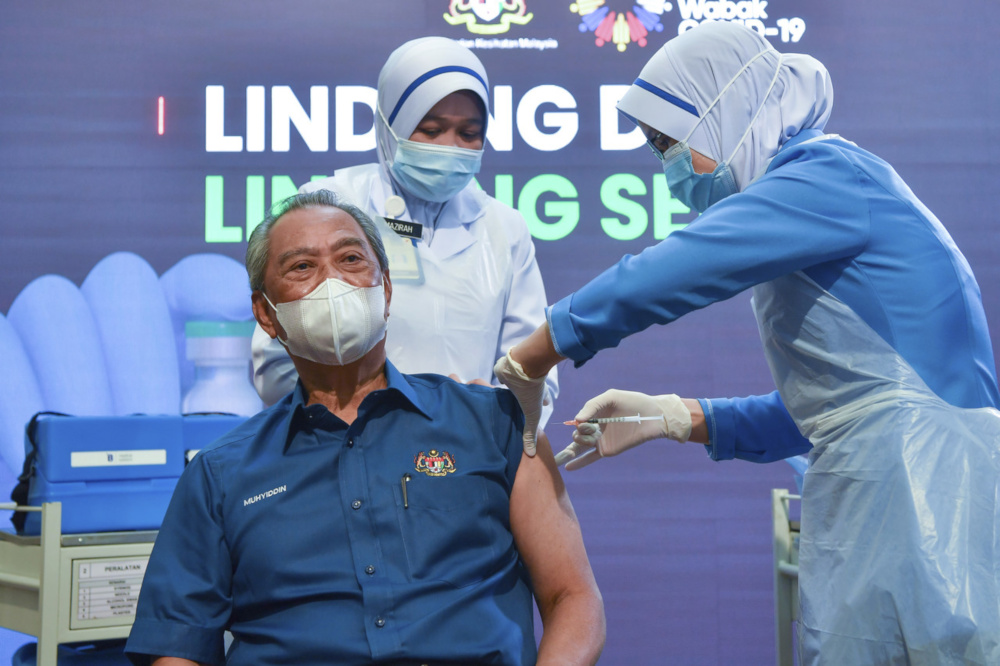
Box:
75 557 148 623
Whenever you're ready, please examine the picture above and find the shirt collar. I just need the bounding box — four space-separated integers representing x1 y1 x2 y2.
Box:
279 360 432 453
381 359 432 419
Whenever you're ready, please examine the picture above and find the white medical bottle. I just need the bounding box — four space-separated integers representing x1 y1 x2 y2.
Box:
181 321 262 416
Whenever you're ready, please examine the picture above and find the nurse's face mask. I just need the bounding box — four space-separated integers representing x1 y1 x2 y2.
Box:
651 50 782 213
380 107 483 203
263 277 388 366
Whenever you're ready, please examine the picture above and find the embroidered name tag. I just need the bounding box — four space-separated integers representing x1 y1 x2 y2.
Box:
385 217 423 240
243 484 287 507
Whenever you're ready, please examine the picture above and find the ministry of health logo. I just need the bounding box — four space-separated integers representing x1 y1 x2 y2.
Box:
444 0 534 34
570 0 669 51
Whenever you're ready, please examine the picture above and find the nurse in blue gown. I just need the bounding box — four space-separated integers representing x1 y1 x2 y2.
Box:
494 21 1000 665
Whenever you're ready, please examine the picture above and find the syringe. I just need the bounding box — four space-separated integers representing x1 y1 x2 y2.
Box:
562 414 662 425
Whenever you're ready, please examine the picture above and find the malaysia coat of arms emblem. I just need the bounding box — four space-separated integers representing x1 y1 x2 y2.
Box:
414 449 458 476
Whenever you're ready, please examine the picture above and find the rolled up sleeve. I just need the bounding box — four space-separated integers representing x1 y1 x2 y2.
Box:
701 391 811 463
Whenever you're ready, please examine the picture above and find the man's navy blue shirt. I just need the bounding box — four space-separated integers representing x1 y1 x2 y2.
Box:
126 362 536 665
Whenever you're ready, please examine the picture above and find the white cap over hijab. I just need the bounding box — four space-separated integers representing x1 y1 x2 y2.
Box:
375 37 490 176
617 22 833 190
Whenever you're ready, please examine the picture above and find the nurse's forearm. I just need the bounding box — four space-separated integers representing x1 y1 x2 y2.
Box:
511 322 566 379
682 398 708 444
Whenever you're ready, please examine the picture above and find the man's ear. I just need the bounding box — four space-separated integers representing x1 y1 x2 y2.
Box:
382 269 392 319
252 291 279 340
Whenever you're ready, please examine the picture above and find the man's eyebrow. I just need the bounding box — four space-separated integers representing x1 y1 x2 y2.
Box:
276 237 368 267
332 236 368 253
276 247 317 266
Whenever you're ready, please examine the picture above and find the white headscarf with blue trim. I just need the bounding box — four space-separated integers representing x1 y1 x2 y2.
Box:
617 22 833 191
374 37 490 219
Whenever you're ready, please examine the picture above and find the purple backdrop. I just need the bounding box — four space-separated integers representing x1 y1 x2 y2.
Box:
1 1 998 663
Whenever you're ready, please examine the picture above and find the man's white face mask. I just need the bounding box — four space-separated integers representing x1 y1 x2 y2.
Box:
263 277 388 366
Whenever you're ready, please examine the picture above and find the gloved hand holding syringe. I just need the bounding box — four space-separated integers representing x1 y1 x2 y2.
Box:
563 414 665 425
555 389 694 470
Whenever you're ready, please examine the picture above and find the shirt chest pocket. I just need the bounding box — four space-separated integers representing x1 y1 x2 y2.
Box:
393 473 513 588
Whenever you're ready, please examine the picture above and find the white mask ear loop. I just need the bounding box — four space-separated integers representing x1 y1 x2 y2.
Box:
381 273 390 320
684 48 782 169
681 47 773 145
377 105 399 142
724 53 784 165
260 291 289 346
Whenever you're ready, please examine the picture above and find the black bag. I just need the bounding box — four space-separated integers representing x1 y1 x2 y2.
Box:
9 411 69 533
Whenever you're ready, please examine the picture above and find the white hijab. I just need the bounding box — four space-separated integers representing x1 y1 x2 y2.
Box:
617 22 833 190
374 37 490 224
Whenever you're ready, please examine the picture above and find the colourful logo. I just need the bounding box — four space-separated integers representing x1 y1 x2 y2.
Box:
570 0 668 52
444 0 534 34
415 449 458 476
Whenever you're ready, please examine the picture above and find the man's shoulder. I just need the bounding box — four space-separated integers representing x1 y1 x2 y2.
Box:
196 400 292 462
404 371 509 397
395 373 524 467
401 373 522 422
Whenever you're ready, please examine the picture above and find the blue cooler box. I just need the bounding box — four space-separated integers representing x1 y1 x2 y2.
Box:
24 415 185 535
23 414 247 535
182 413 248 460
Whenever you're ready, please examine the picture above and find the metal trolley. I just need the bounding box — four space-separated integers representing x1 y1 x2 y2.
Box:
772 489 800 666
0 502 155 666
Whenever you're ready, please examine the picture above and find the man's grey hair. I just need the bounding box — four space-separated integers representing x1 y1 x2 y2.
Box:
245 189 389 293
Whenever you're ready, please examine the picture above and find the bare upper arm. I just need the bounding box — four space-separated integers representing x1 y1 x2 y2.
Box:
509 430 601 615
152 658 203 666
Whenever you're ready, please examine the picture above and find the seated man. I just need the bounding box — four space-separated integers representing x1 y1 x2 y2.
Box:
125 190 605 666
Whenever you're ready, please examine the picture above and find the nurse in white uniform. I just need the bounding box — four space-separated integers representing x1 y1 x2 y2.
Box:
252 37 557 419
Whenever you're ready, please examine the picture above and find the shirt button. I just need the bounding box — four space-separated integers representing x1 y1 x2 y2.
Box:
347 438 354 448
374 616 386 628
351 499 362 510
365 565 375 575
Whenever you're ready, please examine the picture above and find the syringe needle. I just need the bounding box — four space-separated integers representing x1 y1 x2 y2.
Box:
562 414 662 425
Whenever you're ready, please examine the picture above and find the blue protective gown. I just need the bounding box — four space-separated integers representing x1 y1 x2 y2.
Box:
548 129 1000 461
551 128 1000 663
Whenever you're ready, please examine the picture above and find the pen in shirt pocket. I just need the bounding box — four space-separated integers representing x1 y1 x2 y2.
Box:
401 473 411 509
